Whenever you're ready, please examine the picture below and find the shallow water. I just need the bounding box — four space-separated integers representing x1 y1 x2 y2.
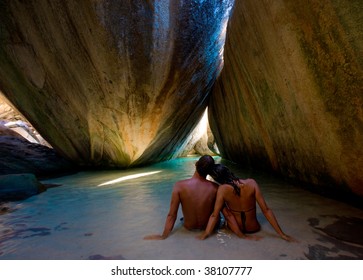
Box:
1 156 362 260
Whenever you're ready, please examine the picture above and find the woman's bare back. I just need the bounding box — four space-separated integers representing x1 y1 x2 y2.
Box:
222 179 261 233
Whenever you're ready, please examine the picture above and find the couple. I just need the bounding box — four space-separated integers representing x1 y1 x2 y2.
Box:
144 155 294 242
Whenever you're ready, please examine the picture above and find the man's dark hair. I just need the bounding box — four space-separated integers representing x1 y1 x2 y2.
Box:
195 155 215 178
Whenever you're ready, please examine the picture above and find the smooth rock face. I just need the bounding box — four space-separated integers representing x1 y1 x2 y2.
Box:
209 0 363 196
0 94 51 146
0 132 76 178
0 173 45 201
0 0 232 167
0 94 18 121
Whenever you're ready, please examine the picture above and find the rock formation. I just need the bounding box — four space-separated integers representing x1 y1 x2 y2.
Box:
209 0 363 196
0 124 76 178
0 94 18 121
0 0 233 168
178 109 216 157
0 173 46 201
1 0 362 199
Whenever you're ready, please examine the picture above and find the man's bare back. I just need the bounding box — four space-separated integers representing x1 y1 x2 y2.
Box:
144 155 217 240
175 176 218 230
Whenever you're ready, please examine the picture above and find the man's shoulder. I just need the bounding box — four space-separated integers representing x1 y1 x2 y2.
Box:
173 179 191 190
174 178 191 186
174 178 217 189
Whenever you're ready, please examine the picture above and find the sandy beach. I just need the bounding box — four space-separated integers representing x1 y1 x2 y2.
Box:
1 157 362 260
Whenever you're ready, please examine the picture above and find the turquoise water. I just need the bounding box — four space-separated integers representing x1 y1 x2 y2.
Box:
1 156 362 260
0 157 203 259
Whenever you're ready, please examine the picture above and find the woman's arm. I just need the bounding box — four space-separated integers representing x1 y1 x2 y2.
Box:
253 180 295 242
198 185 255 240
222 207 246 238
197 187 226 240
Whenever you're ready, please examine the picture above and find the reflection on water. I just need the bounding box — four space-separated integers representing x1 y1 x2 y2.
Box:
98 171 162 186
1 156 362 260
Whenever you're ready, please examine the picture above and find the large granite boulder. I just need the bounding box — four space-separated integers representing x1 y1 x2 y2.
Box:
0 0 233 168
0 124 76 178
178 109 216 157
0 94 17 121
0 94 50 146
0 173 46 201
209 0 363 196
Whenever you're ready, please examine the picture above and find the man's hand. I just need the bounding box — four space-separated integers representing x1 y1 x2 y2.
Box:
143 234 166 240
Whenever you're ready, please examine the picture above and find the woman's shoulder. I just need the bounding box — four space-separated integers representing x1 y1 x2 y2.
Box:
238 178 258 191
218 183 234 192
242 178 257 184
236 178 255 185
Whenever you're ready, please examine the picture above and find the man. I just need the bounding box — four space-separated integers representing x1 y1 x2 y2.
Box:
144 155 218 240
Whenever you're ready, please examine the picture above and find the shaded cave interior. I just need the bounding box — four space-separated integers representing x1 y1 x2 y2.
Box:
0 92 220 159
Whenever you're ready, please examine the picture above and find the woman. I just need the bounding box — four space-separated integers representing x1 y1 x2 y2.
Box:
198 164 294 241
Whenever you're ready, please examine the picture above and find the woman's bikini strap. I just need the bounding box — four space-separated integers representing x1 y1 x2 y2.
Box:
227 206 256 214
227 206 256 233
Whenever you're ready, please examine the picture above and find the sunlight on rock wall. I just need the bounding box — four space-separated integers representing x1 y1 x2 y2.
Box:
209 0 363 196
0 0 233 167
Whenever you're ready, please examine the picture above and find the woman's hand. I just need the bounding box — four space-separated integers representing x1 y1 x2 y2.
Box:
281 234 298 242
143 234 166 240
196 232 209 240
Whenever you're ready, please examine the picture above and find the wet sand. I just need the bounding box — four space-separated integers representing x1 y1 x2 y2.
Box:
0 157 362 260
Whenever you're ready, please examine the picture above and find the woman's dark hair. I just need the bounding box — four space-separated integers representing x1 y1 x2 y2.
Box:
195 155 215 178
210 164 241 196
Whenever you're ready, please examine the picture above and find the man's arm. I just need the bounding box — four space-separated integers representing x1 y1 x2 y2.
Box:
144 185 180 240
